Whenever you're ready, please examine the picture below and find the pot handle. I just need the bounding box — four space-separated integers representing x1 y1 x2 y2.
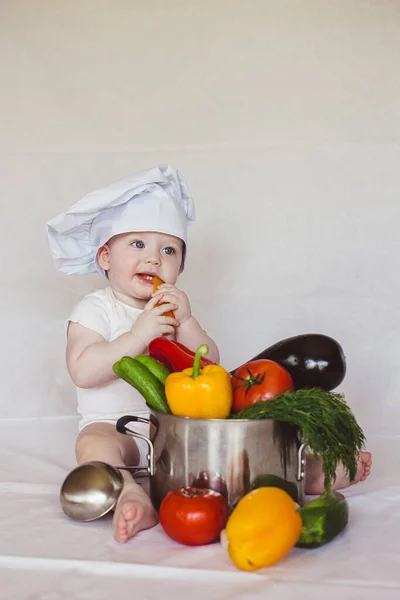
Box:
116 415 155 476
296 443 306 482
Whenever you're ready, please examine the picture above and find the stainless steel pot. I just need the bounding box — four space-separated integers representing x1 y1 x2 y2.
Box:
116 412 306 512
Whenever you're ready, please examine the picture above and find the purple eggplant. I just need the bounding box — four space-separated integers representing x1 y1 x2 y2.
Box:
230 334 346 391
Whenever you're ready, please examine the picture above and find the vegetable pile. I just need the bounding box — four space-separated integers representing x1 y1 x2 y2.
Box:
112 332 366 572
113 342 232 419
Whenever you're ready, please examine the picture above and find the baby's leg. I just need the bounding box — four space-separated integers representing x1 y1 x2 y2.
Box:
76 423 158 543
305 451 372 495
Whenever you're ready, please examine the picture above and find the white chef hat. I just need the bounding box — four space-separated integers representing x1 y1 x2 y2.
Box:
46 165 196 278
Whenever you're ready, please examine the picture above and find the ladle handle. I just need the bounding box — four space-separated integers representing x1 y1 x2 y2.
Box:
116 415 155 476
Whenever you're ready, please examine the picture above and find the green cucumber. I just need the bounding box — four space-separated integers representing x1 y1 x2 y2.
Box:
251 474 299 503
113 356 170 414
296 491 349 548
112 361 132 385
134 354 170 385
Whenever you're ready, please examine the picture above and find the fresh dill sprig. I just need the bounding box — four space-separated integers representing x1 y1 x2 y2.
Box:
231 388 366 491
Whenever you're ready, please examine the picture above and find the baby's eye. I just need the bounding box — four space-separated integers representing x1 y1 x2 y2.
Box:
131 240 145 249
163 247 175 255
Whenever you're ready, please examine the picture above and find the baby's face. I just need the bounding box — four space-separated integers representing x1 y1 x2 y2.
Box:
97 231 184 301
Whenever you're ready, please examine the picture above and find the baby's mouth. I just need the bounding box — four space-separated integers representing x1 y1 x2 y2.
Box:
135 272 156 285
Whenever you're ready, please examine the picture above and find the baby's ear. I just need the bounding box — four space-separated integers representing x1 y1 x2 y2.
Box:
96 244 111 271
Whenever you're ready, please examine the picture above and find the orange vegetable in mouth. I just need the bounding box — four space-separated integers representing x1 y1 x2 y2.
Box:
153 275 175 319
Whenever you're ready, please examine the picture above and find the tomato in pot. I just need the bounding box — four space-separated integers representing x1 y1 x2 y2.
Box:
159 487 228 546
231 359 294 414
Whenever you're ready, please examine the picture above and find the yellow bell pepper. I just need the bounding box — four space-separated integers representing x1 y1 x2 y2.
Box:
225 487 302 571
165 344 232 419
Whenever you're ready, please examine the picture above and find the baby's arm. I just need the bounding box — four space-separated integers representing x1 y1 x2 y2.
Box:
67 295 178 389
66 323 147 389
176 317 220 364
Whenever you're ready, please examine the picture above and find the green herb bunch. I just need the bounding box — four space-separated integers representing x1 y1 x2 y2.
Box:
231 388 366 491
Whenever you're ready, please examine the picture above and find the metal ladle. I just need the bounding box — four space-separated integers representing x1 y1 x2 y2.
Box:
60 417 154 522
60 461 149 522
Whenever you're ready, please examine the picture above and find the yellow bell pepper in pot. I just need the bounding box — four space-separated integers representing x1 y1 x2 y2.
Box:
165 344 232 419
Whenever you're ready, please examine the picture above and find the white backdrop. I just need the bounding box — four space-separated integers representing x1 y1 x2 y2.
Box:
1 1 400 598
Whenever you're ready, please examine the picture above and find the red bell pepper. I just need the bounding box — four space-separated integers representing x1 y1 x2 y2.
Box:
148 337 217 372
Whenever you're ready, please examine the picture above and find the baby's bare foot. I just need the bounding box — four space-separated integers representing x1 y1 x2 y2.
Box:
112 483 158 543
305 451 372 495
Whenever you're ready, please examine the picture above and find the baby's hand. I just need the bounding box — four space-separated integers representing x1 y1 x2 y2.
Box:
152 284 192 325
131 296 179 346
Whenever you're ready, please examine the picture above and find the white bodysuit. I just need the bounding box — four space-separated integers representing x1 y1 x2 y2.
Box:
67 287 151 461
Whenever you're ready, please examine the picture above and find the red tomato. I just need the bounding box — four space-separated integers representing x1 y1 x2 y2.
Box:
231 359 294 413
159 487 228 546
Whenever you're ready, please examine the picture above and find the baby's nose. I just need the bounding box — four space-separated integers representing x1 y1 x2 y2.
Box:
145 253 161 265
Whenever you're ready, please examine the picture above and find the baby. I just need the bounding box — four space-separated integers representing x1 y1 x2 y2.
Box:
47 165 371 543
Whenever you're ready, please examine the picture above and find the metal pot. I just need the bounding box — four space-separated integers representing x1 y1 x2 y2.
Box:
116 412 306 512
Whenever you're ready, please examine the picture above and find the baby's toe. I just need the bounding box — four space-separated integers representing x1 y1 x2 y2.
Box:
121 505 137 522
113 509 129 540
363 451 372 465
115 525 129 543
